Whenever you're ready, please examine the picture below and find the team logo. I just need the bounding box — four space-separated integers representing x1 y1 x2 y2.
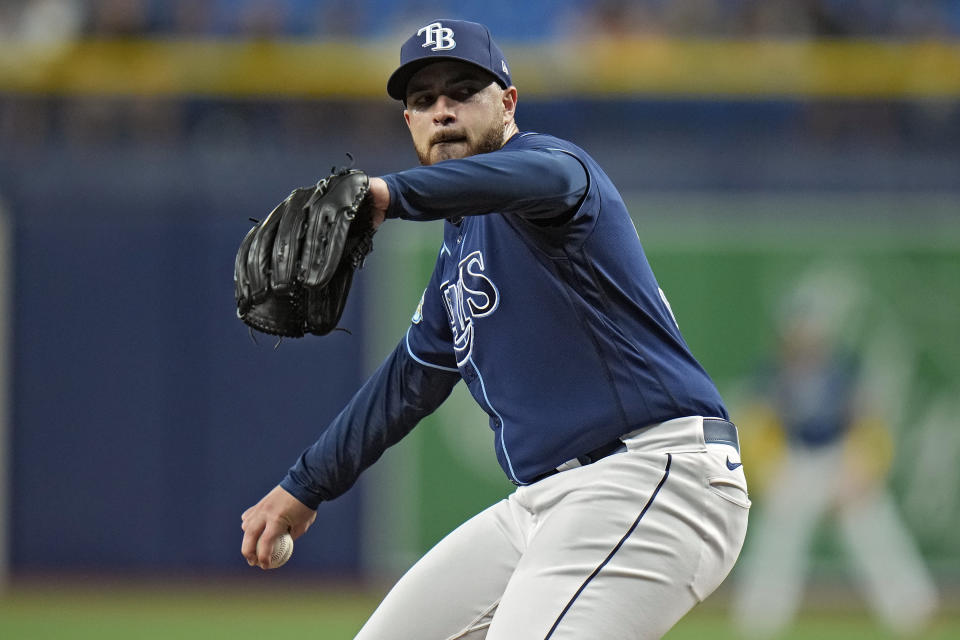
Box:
418 22 456 51
411 290 425 324
440 251 499 366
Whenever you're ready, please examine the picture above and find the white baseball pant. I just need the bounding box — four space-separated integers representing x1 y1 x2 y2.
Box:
355 416 750 639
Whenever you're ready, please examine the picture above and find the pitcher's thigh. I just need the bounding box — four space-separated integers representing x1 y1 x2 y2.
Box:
355 500 522 640
487 452 748 639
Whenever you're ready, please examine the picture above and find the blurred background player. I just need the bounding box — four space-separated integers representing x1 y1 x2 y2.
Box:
730 264 938 638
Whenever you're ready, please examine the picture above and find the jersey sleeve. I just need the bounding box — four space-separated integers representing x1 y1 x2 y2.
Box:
280 338 461 508
381 147 588 223
279 245 462 508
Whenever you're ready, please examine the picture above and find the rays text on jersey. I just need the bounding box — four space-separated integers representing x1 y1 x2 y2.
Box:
440 250 500 367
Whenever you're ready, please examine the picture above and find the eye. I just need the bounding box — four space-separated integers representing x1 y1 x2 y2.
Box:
409 93 436 110
451 85 481 101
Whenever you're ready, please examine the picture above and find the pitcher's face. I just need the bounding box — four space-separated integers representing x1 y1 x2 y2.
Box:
403 61 516 165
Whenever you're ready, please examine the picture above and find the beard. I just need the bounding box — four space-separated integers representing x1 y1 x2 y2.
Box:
414 118 506 166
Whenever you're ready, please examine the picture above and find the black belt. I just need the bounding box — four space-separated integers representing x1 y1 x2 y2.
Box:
531 418 739 484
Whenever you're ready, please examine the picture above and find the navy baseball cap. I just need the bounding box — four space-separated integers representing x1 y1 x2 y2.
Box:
387 19 512 101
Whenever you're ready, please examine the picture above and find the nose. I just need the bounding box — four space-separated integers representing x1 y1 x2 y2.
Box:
432 95 457 125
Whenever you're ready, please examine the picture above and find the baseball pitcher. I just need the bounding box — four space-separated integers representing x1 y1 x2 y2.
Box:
239 19 750 639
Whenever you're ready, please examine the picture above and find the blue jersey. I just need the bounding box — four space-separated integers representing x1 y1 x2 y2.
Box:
281 132 726 506
759 351 859 448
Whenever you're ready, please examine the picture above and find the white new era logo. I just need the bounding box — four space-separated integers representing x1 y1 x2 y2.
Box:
418 22 456 51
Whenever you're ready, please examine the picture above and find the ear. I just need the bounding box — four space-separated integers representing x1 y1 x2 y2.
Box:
403 109 412 129
501 86 518 123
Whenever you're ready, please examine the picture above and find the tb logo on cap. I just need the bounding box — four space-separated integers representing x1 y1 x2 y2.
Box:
418 22 456 51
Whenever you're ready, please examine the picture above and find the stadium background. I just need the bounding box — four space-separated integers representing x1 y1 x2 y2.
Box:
1 0 959 637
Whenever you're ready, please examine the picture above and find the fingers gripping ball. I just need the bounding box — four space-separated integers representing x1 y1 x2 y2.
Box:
268 532 294 569
234 167 376 337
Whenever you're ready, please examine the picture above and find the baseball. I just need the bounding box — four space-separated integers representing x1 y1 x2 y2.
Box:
268 532 294 569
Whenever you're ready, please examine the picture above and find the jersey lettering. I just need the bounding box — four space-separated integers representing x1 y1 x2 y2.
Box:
441 251 499 366
417 22 456 51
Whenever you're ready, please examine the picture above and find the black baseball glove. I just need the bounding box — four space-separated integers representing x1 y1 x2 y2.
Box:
234 168 375 337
